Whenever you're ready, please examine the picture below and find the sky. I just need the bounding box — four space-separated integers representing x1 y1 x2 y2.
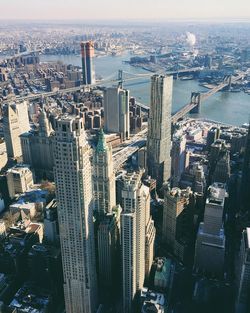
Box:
1 0 250 21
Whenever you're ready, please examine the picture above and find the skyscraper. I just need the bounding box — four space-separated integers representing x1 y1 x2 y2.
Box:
3 102 30 159
80 41 95 85
93 129 116 214
235 228 250 313
194 183 227 277
103 86 130 141
92 129 121 302
147 75 173 186
241 124 250 212
53 115 98 313
121 171 154 313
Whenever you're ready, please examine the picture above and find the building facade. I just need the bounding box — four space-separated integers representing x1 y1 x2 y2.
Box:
53 115 98 313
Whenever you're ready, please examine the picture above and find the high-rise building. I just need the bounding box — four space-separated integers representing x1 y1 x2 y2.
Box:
92 130 121 302
194 183 227 277
53 115 98 313
241 124 250 212
3 102 30 159
162 186 194 261
93 129 116 214
147 75 172 186
172 135 187 186
235 228 250 313
121 171 154 313
103 86 130 140
80 41 95 85
21 107 54 179
213 150 231 184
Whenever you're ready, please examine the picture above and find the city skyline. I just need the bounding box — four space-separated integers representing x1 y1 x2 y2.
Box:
1 0 250 20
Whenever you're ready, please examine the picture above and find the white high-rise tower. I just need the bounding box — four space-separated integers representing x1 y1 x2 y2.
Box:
121 171 155 313
53 115 98 313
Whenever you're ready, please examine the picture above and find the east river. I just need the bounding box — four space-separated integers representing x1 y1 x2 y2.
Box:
39 52 249 126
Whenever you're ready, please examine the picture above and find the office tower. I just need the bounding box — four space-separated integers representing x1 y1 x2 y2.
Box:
194 183 227 276
93 130 121 301
241 124 250 212
80 41 95 85
172 135 187 186
121 171 153 313
162 186 194 261
93 129 116 214
3 102 30 159
104 86 130 140
235 228 250 313
6 164 34 199
21 108 54 179
53 115 98 313
147 75 173 186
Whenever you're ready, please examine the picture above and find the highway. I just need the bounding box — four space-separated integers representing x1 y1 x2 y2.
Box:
113 128 147 171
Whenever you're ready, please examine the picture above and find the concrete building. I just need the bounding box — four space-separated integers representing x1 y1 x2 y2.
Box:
235 228 250 313
103 86 130 141
81 41 95 85
53 115 98 313
147 75 172 186
121 171 151 313
3 102 30 159
194 183 227 277
6 164 34 199
21 107 54 180
172 135 187 187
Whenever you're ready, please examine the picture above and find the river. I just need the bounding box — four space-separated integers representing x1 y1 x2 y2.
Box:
39 53 249 126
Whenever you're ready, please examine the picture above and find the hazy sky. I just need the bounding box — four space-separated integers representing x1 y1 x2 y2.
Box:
1 0 250 20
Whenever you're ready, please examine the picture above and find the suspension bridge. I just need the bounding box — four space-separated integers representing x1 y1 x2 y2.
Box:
2 68 247 124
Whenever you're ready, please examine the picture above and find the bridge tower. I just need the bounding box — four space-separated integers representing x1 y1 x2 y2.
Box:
190 92 201 114
118 69 123 88
223 75 232 91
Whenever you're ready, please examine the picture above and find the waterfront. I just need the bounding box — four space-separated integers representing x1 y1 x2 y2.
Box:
41 53 250 126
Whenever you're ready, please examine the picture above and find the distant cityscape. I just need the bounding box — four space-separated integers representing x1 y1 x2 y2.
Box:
0 20 249 313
